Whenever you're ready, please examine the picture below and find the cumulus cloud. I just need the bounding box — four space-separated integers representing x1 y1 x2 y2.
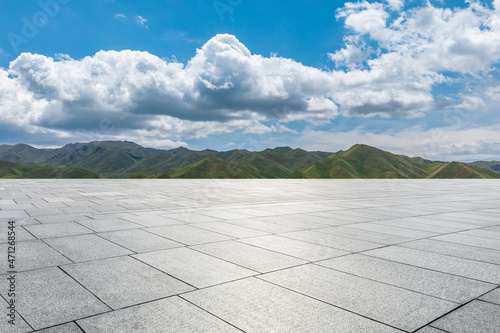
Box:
330 0 500 116
1 34 339 146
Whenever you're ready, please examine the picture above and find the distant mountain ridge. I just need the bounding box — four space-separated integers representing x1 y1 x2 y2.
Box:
0 141 498 179
0 158 100 179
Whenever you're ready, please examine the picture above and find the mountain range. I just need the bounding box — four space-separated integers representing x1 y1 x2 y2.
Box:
0 141 499 179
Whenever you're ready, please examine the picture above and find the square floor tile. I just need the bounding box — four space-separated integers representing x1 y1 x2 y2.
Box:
0 240 71 273
401 239 500 265
44 234 133 262
192 240 306 273
365 246 500 284
432 300 500 333
480 287 500 305
35 322 84 332
146 224 233 245
319 226 412 245
62 256 193 309
240 234 349 261
0 268 109 330
134 247 255 288
260 264 457 332
78 296 241 333
77 217 142 232
318 254 495 303
281 230 384 252
98 229 183 253
183 277 402 333
229 218 300 233
192 222 268 238
23 222 93 239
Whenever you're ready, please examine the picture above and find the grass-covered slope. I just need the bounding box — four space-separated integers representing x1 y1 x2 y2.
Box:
427 162 500 179
0 159 100 179
169 157 262 179
300 144 433 178
1 141 499 179
469 161 500 173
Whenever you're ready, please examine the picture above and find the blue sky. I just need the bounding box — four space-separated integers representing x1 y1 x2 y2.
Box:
1 0 500 161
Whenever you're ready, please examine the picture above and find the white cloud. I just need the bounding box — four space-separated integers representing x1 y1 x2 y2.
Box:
385 0 404 11
3 34 339 142
115 13 126 21
330 0 500 116
135 15 148 28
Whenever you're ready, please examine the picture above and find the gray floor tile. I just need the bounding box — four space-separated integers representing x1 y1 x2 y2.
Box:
0 298 33 333
78 296 241 333
1 216 40 226
192 221 268 238
432 300 500 333
415 326 448 333
480 287 500 305
260 264 457 332
281 230 384 252
229 218 300 233
318 254 495 303
23 222 93 239
192 240 306 273
134 247 255 288
0 240 71 273
199 210 253 220
1 227 37 243
455 228 500 240
183 277 402 333
0 268 109 330
372 217 465 234
120 214 186 227
98 229 183 253
146 224 233 245
364 246 500 284
34 322 84 332
44 234 133 262
432 233 500 251
62 256 193 309
401 239 500 265
161 212 222 223
239 234 349 261
346 223 439 238
257 214 333 229
0 210 30 219
319 225 413 244
309 211 373 223
77 217 142 232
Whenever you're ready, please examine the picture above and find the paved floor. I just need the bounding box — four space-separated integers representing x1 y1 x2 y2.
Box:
1 179 499 333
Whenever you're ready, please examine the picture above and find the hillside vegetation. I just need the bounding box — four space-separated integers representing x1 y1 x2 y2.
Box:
0 159 100 179
0 141 498 179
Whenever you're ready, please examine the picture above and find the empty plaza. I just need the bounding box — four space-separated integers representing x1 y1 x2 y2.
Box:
1 179 499 333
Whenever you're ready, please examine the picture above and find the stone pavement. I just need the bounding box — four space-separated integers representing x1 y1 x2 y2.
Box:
1 179 499 333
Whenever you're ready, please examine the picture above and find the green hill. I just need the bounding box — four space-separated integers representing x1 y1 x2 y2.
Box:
0 159 100 179
0 141 330 178
169 157 262 179
300 144 432 178
469 161 500 173
236 152 293 178
427 161 500 179
1 141 499 179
